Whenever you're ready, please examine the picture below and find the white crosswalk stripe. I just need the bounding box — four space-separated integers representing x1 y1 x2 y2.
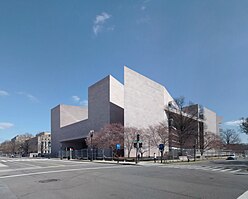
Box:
158 164 246 174
0 159 48 163
0 163 7 167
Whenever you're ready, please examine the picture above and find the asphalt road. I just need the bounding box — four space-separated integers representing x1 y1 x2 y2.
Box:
0 157 247 199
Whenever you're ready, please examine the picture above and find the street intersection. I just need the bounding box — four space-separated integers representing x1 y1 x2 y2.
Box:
0 157 247 199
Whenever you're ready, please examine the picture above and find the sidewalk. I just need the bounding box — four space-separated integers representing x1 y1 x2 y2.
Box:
81 159 180 166
57 156 228 166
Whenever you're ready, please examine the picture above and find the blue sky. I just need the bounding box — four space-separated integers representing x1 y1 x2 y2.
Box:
0 0 247 143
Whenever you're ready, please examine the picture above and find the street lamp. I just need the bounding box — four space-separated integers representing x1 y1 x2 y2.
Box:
90 130 94 161
48 142 51 159
168 117 173 159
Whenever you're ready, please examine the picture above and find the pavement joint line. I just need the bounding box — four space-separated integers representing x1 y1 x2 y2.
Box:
0 165 133 179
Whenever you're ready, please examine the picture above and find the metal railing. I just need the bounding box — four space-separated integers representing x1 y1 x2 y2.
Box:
58 148 114 160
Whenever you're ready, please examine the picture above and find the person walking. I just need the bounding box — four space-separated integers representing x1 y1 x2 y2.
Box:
154 153 157 163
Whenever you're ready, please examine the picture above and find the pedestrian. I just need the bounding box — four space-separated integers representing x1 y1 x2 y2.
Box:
154 153 157 163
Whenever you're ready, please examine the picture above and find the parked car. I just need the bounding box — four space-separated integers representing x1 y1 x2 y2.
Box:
226 154 237 160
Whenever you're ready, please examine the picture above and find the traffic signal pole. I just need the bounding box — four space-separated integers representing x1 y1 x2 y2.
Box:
135 134 140 164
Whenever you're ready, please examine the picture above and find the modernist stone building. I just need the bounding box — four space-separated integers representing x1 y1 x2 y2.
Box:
51 66 221 157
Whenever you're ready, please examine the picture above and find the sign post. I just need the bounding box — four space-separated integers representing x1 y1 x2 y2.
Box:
116 144 121 163
159 144 164 163
134 134 142 164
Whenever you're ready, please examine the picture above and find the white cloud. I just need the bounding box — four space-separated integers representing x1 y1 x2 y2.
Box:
140 0 151 10
136 16 151 24
95 12 111 24
0 90 9 96
79 100 88 106
141 6 146 10
72 96 88 106
27 94 39 103
0 122 14 130
224 120 242 126
93 12 112 36
72 95 80 102
17 92 39 103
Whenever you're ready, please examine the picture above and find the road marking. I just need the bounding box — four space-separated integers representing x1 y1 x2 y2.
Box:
210 168 223 171
0 163 7 167
1 159 48 162
237 190 248 199
159 164 244 174
7 161 41 168
51 160 92 164
0 164 87 173
0 165 131 179
230 169 242 173
219 168 233 172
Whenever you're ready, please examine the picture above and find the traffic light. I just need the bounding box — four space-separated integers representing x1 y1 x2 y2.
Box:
134 143 137 148
139 142 142 148
137 134 140 142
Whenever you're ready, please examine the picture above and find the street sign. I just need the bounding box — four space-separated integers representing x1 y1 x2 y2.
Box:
116 144 121 150
159 144 164 151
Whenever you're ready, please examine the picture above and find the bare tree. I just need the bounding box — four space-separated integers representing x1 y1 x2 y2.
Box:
0 133 33 156
20 140 31 156
167 96 199 155
86 123 124 149
124 127 143 158
221 129 241 145
240 117 248 135
0 140 12 154
200 132 222 156
0 140 18 154
17 133 33 156
10 140 17 154
146 122 169 159
148 122 169 149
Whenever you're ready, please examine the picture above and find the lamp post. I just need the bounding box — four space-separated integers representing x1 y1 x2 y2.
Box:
193 144 196 161
168 117 173 159
90 130 94 161
167 102 174 160
48 142 51 159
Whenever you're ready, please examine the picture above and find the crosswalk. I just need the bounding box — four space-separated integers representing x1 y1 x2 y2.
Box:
158 164 246 174
0 163 7 167
0 158 48 163
1 159 247 175
0 158 53 167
